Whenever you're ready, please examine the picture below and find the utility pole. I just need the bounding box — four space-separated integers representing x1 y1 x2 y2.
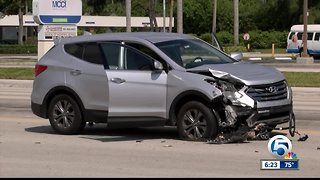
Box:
126 0 131 32
177 0 183 34
297 0 313 64
233 0 239 45
212 0 217 33
303 0 308 57
18 0 24 45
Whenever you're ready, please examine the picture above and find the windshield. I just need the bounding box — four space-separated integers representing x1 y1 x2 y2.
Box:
155 39 237 69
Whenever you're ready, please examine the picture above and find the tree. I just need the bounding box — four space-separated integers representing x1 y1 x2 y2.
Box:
149 0 158 32
83 0 125 16
0 0 28 45
169 0 174 32
177 0 183 33
212 0 217 33
233 0 239 45
126 0 131 32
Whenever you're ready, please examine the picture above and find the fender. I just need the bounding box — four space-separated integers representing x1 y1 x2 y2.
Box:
168 90 221 126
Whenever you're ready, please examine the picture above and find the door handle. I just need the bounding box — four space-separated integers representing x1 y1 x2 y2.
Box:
110 78 126 84
70 69 82 76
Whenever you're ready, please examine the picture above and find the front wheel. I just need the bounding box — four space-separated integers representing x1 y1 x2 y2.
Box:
177 101 218 141
48 94 85 135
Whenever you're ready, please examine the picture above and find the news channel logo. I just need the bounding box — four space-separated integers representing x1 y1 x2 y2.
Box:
268 135 293 159
261 135 299 170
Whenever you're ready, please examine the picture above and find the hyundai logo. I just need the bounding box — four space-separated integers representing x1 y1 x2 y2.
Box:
266 86 278 93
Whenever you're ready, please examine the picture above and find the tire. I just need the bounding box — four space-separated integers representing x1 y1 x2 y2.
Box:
48 94 85 135
177 101 218 141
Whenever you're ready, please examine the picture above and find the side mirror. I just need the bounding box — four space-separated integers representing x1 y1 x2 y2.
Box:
229 52 243 61
154 60 164 70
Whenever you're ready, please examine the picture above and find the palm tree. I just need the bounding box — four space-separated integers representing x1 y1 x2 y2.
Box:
126 0 131 32
177 0 183 33
169 0 174 32
149 0 158 32
233 0 239 45
212 0 217 33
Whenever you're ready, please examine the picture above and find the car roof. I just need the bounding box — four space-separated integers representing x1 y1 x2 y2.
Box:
55 32 197 45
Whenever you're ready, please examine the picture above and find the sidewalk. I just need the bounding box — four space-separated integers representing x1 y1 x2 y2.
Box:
0 54 37 60
242 52 297 60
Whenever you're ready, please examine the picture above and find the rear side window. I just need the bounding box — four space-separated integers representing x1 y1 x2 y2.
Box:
64 43 104 65
101 43 154 71
100 43 121 69
64 44 84 59
83 43 104 65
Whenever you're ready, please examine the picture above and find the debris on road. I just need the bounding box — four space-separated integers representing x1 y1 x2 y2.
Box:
317 147 320 150
206 123 273 144
295 131 309 142
164 145 172 147
135 140 143 143
298 134 309 142
207 126 250 144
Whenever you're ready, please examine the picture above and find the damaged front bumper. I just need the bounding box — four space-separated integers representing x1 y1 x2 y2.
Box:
212 81 296 139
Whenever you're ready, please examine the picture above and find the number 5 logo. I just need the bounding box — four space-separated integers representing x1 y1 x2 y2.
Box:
268 135 292 159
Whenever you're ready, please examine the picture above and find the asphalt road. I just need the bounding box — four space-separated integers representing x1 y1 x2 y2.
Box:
0 79 319 178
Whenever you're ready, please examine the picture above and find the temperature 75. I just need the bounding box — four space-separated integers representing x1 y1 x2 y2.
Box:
285 162 294 168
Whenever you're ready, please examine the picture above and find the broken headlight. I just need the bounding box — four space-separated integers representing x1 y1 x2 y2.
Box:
219 81 242 102
218 80 255 107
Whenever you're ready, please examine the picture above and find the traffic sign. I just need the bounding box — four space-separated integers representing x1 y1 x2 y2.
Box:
243 33 250 41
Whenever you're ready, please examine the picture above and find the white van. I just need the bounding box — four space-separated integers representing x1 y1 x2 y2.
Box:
286 24 320 57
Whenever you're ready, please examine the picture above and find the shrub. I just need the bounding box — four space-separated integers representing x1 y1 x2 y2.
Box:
199 33 213 44
216 31 234 46
0 45 37 54
245 30 287 49
223 46 247 53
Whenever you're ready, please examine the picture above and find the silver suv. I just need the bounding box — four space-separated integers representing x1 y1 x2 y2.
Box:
31 32 295 141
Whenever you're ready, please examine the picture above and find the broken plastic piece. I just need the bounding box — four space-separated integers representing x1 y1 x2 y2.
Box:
297 134 309 142
207 128 249 144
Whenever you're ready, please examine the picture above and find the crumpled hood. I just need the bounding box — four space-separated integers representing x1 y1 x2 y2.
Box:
187 62 285 86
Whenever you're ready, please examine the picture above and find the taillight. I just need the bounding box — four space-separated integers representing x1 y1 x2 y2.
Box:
35 65 47 77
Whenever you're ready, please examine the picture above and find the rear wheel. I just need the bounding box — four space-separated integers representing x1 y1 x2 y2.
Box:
177 101 218 141
48 94 85 135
